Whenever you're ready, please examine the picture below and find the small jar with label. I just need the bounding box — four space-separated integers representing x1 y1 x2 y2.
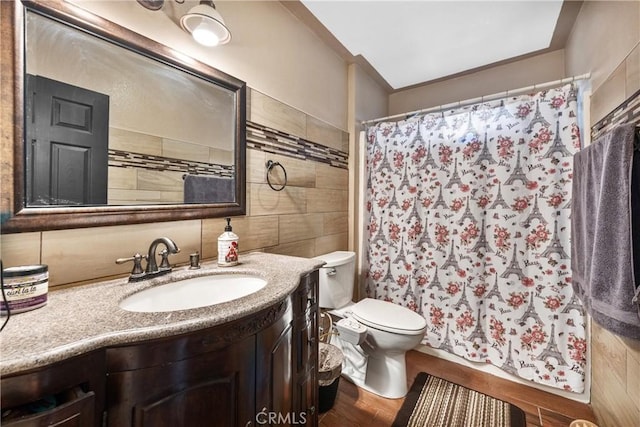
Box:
1 265 49 314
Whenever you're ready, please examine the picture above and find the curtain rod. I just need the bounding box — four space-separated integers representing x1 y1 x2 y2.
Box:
361 73 591 126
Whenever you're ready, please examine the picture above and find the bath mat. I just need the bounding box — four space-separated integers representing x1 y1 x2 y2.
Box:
391 372 526 427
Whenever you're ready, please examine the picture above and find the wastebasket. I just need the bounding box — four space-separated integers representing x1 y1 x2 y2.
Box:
318 342 343 413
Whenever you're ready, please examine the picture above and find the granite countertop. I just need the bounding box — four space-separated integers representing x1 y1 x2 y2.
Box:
0 252 324 376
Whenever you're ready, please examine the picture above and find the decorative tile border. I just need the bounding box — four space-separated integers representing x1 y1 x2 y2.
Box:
591 88 640 140
108 150 234 178
247 121 348 169
108 120 349 177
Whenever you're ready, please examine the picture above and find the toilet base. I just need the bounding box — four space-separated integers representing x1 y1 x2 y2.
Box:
341 350 408 399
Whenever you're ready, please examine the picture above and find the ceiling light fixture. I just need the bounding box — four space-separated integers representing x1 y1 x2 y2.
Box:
180 0 231 47
136 0 231 47
137 0 166 11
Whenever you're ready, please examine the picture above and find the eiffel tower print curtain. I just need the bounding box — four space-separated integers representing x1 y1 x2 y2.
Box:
364 83 587 392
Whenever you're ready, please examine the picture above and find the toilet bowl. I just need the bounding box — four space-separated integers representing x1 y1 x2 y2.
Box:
314 251 427 399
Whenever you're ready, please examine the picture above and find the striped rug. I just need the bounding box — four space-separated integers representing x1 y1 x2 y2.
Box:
392 373 527 427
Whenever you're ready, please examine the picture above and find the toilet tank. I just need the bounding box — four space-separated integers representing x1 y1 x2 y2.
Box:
314 251 355 309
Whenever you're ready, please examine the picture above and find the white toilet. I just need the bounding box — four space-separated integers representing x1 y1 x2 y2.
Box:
314 251 427 399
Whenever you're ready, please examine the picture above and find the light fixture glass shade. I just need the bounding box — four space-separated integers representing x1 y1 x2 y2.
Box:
180 2 231 47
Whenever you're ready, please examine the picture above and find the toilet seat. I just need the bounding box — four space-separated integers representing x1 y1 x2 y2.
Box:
351 298 427 335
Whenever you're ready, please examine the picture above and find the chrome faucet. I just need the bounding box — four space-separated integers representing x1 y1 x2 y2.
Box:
146 237 180 276
116 237 180 282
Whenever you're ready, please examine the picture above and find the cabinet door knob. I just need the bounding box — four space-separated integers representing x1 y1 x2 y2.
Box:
245 422 252 427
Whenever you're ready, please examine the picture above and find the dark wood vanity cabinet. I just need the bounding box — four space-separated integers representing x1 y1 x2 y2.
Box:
0 351 105 427
0 272 319 427
257 272 319 426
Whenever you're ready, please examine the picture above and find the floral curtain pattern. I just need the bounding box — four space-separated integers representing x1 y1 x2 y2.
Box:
364 84 587 392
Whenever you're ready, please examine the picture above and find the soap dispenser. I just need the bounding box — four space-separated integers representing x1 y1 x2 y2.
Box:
218 217 239 267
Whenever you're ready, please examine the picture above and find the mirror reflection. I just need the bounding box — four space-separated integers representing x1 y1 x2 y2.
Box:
25 11 237 206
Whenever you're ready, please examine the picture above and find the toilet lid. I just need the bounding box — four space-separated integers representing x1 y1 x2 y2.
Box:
314 251 355 268
351 298 427 335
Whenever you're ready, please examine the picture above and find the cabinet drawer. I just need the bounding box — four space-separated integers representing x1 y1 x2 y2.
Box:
2 391 95 427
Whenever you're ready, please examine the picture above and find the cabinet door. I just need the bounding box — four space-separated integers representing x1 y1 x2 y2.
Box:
256 305 294 425
106 335 255 427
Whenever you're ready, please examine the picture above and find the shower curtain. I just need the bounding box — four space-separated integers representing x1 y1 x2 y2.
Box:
364 83 587 392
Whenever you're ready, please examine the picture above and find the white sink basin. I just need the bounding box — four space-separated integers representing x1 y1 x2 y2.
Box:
119 274 267 313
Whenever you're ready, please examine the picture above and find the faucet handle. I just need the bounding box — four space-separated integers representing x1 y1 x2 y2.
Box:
116 253 147 280
158 249 172 270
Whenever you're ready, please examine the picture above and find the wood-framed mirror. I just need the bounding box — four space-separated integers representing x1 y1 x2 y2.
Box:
1 0 246 233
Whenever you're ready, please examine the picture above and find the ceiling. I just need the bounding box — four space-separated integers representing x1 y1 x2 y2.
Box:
297 1 577 91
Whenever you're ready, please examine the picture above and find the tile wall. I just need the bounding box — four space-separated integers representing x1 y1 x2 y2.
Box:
587 41 640 427
107 127 234 205
1 88 350 288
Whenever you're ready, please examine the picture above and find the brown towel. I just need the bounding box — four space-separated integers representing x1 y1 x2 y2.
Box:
571 123 640 340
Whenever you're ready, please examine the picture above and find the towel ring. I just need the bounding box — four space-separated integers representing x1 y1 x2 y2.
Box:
266 160 287 191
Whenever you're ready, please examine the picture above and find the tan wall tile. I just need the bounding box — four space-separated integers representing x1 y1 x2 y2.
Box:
626 44 640 97
109 190 181 205
591 376 640 427
109 127 162 155
592 322 627 387
627 347 640 409
108 189 164 203
307 188 348 213
159 191 184 203
248 149 267 184
267 154 316 188
108 167 137 190
314 233 348 257
316 164 348 190
323 212 348 235
137 170 184 192
591 321 640 427
209 148 234 166
591 63 626 124
42 221 200 286
249 183 306 216
1 232 41 267
162 139 210 163
266 239 315 259
201 216 278 260
278 213 323 244
249 89 306 138
306 115 346 152
341 131 349 154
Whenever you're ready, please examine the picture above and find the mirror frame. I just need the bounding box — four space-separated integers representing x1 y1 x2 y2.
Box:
2 0 246 233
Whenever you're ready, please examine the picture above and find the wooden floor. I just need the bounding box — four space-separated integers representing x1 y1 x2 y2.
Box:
318 350 598 427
